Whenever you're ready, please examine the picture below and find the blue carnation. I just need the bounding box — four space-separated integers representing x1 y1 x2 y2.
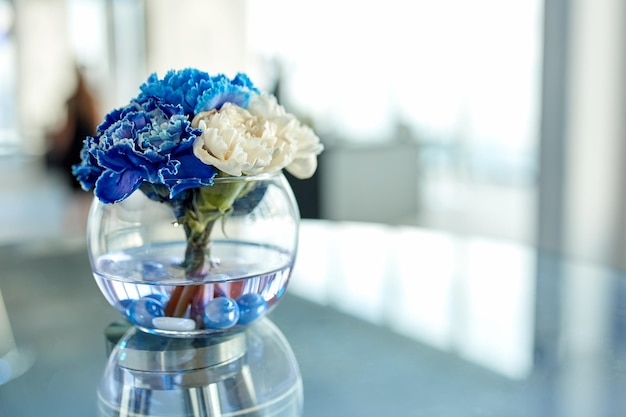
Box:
72 97 217 203
137 68 259 116
137 69 211 115
194 73 259 114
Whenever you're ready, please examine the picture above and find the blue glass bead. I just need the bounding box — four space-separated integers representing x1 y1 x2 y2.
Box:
203 297 240 329
143 293 168 304
128 297 165 328
236 294 268 325
119 299 133 314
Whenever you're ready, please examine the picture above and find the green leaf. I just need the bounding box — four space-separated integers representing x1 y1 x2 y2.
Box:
195 181 247 213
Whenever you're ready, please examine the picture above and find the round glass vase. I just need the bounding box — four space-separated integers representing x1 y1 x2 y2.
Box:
87 172 300 337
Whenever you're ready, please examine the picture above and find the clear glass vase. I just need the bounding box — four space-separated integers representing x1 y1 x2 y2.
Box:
87 172 300 337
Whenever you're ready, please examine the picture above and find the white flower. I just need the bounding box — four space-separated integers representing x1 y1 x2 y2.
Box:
192 95 323 179
248 95 324 179
191 104 277 176
285 123 324 179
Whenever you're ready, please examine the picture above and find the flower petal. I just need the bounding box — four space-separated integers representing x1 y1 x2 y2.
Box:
94 169 144 203
286 154 318 179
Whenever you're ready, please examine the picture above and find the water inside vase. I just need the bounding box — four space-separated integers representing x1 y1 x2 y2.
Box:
92 240 293 335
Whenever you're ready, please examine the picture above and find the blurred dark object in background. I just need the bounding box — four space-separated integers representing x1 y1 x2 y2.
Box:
285 167 321 219
45 67 99 191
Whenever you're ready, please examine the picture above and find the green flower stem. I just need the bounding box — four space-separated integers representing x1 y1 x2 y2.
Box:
180 212 218 277
163 180 250 318
180 181 247 275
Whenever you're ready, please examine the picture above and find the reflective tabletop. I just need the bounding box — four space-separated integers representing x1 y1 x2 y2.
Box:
1 220 626 416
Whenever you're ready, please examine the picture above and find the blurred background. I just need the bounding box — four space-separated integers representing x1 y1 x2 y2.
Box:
0 0 624 268
4 2 626 414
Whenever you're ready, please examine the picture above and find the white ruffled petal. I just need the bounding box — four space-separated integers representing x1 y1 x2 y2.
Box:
286 154 318 179
191 98 322 178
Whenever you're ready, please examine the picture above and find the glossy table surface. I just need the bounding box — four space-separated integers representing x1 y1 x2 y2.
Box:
1 220 626 416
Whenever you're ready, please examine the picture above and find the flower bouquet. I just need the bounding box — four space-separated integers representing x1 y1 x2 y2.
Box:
73 69 323 335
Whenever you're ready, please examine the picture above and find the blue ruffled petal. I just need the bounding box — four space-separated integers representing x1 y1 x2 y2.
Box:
194 73 258 113
94 169 144 203
232 73 259 93
138 68 212 115
73 137 103 190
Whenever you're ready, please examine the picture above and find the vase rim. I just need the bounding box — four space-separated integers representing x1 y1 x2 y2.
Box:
88 172 285 205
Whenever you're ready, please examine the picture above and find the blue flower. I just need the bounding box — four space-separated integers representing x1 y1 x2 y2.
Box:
72 98 217 203
194 73 259 114
137 68 259 116
137 69 211 115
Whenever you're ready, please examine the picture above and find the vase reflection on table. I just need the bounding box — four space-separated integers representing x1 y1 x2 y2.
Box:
99 319 303 417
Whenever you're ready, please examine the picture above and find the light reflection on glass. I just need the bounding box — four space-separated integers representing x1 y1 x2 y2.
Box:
326 223 390 323
387 227 457 350
290 220 536 379
459 238 536 379
290 222 332 305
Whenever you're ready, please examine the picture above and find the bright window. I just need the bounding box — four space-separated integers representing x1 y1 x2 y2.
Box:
247 0 543 183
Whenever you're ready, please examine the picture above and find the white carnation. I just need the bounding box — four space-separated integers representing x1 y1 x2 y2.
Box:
192 95 323 179
248 95 324 179
191 104 276 177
